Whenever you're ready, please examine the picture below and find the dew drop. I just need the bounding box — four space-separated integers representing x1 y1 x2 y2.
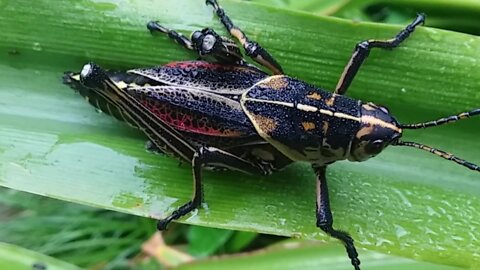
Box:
426 206 440 217
394 224 408 238
201 202 209 211
451 235 464 242
424 28 441 41
32 42 43 52
375 238 393 247
265 205 277 212
32 42 42 51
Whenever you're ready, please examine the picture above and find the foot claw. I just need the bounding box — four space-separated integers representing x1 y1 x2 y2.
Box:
157 219 170 231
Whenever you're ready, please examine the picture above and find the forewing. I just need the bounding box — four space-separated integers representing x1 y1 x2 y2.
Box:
129 61 268 96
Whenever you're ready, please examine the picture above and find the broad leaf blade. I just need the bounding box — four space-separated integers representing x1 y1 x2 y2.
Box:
174 241 461 270
0 0 479 268
0 242 81 270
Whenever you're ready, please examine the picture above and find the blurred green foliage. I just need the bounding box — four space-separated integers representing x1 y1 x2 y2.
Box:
248 0 480 35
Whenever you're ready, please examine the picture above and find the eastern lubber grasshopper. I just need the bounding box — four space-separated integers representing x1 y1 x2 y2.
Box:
63 1 480 269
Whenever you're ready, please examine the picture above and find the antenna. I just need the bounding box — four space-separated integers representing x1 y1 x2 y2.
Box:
400 109 480 129
393 140 479 172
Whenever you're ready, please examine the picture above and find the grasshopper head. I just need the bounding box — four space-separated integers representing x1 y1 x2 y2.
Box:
349 103 402 162
191 28 222 56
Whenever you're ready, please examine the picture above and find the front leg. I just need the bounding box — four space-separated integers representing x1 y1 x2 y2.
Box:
334 14 425 95
157 146 270 230
206 0 284 75
315 166 360 270
147 22 244 64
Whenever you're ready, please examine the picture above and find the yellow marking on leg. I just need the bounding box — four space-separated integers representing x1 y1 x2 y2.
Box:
335 50 359 93
302 122 316 131
437 151 453 159
230 28 247 46
368 38 396 43
307 92 322 100
322 121 329 135
71 74 80 81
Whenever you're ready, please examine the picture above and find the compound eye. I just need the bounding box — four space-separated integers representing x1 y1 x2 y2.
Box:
373 139 383 145
378 105 390 114
365 139 384 155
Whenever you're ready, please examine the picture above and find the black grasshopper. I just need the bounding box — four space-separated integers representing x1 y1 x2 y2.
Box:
63 1 480 269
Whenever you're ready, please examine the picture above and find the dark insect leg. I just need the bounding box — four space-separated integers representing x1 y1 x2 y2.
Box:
147 21 195 51
206 0 284 74
157 146 269 230
334 14 425 95
147 21 244 64
314 166 360 270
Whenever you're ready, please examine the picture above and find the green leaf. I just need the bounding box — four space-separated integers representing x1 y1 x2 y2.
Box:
187 227 234 257
0 0 479 268
0 242 81 270
250 0 480 35
224 231 258 252
174 241 461 270
332 0 480 34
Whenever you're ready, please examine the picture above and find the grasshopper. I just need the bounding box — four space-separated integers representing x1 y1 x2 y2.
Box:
64 1 479 269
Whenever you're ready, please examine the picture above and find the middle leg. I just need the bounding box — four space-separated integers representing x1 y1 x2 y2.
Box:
157 146 271 230
314 166 361 270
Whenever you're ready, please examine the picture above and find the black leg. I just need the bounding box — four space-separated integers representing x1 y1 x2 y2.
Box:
157 146 269 230
147 21 195 51
314 166 360 270
335 14 425 95
148 21 244 64
206 0 284 75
